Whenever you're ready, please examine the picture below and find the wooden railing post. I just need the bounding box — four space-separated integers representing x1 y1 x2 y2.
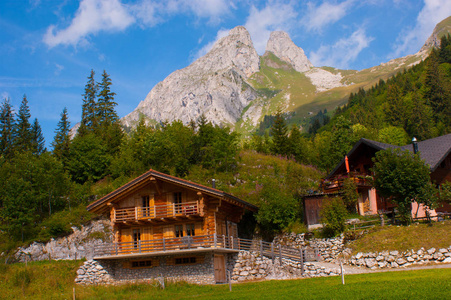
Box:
115 242 118 255
135 207 138 220
223 235 226 248
279 244 282 265
230 236 234 249
163 237 166 251
214 233 217 248
138 240 141 253
300 248 304 275
271 243 275 263
260 240 263 256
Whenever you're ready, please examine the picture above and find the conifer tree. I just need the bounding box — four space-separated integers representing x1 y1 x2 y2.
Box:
31 118 46 155
0 98 16 158
97 70 118 126
270 108 289 156
52 107 71 166
16 95 32 152
78 69 98 136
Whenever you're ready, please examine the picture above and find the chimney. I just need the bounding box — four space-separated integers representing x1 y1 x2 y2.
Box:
412 137 418 154
212 179 216 189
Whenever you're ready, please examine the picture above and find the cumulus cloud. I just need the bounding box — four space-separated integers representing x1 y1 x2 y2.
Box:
301 0 355 32
244 2 298 54
309 28 374 69
43 0 134 48
391 0 451 57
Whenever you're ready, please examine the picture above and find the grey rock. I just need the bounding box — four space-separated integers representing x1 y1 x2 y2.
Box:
427 248 436 255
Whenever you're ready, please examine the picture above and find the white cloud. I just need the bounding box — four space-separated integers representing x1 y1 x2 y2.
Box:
302 0 355 32
244 2 298 54
54 63 64 75
192 28 230 61
391 0 451 57
43 0 134 48
309 28 374 69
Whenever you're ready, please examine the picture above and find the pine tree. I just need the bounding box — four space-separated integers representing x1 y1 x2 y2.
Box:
78 69 98 136
270 108 289 156
52 108 71 165
97 70 118 126
31 118 46 155
0 98 16 158
16 95 32 152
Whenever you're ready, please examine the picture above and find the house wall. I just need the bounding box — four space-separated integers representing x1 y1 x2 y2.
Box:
96 252 218 285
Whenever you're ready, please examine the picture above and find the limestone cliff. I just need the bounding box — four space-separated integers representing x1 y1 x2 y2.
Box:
122 26 260 128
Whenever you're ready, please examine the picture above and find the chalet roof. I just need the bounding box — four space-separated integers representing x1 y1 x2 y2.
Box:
87 169 258 214
326 133 451 179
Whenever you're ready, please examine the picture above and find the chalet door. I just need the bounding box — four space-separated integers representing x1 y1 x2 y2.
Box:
214 254 226 283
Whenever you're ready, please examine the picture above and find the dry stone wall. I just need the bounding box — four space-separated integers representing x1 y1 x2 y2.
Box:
347 247 451 269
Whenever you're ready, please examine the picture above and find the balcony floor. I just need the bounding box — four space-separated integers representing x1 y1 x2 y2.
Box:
94 247 239 260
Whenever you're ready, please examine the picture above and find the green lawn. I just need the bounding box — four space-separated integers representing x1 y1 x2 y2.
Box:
1 260 450 299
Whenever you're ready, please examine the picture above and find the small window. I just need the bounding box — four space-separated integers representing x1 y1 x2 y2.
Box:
142 195 150 207
133 229 141 249
186 223 195 236
175 225 184 237
175 257 197 265
131 260 152 268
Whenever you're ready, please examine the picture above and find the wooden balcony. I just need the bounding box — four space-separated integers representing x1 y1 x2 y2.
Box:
93 234 319 263
113 201 199 222
322 174 373 192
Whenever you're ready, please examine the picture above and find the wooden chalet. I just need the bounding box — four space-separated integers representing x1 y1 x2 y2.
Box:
304 134 451 226
87 169 257 284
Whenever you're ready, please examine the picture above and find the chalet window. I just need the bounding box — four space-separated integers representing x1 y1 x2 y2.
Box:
175 225 184 237
174 192 183 213
175 257 197 265
131 260 152 268
133 229 141 249
186 223 195 236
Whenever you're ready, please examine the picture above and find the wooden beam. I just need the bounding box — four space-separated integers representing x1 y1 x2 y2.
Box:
150 177 162 195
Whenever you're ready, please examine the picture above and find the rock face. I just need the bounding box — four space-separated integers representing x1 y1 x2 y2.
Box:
265 31 313 73
420 16 451 52
122 26 260 128
15 220 112 262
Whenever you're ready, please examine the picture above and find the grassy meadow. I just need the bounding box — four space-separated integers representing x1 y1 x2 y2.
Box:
1 260 450 300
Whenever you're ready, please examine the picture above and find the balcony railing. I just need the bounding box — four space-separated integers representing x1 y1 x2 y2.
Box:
114 201 199 222
93 234 319 264
323 174 372 191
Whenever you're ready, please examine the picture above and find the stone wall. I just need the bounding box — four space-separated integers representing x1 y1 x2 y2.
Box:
347 246 451 269
76 252 217 285
231 251 341 282
274 233 349 262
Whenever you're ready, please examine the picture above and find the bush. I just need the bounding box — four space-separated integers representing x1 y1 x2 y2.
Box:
320 197 348 237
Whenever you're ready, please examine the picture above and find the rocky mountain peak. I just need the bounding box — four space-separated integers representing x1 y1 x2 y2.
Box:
420 16 451 52
122 26 260 128
265 31 313 73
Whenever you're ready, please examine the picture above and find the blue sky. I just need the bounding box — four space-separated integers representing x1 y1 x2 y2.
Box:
1 0 450 148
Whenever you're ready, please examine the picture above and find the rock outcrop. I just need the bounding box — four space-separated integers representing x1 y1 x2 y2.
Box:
420 16 451 52
15 219 112 262
265 31 313 73
122 26 260 128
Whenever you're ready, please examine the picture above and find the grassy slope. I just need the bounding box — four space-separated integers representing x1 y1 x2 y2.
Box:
347 221 451 254
1 261 450 299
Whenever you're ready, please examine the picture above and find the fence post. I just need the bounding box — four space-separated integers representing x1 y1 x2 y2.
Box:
214 233 217 248
163 237 166 251
315 248 319 261
230 236 234 249
222 235 226 248
139 240 141 253
115 243 118 255
300 248 304 275
279 244 282 265
271 243 275 263
260 240 263 256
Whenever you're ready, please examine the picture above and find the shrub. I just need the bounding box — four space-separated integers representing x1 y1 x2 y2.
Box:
320 197 348 237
